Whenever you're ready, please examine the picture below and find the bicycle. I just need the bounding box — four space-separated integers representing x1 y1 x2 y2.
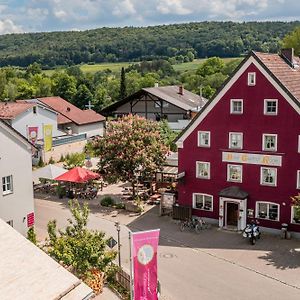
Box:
179 217 209 233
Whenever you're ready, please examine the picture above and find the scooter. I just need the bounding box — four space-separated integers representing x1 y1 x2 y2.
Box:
243 220 261 245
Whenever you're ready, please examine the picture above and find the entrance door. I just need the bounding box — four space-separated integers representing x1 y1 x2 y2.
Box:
226 202 238 226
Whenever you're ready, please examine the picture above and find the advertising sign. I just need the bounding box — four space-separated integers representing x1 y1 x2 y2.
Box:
28 127 38 144
131 229 160 300
43 124 53 152
222 151 282 167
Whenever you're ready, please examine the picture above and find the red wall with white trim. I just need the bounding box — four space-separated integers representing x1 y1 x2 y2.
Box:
178 62 300 231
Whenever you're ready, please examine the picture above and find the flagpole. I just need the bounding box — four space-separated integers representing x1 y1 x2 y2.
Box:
129 231 133 300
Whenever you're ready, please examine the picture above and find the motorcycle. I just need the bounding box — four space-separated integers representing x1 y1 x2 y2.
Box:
243 220 261 245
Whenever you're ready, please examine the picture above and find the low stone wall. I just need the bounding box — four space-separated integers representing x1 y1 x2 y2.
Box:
43 140 87 163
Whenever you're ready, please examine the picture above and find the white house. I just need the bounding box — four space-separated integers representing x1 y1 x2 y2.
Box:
36 97 105 138
0 120 34 236
0 102 64 140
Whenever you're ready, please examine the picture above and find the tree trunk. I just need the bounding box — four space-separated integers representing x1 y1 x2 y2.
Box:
131 181 136 200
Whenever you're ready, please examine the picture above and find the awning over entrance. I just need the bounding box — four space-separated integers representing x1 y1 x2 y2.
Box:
159 166 178 175
219 186 248 200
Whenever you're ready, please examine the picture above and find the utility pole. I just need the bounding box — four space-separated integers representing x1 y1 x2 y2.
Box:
115 221 121 267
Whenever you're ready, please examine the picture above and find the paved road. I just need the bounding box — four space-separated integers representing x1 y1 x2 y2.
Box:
35 198 300 300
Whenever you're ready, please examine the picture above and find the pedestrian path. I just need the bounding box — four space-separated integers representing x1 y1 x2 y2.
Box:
94 286 121 299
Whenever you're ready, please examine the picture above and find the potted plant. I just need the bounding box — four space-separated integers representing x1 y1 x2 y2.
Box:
56 185 66 199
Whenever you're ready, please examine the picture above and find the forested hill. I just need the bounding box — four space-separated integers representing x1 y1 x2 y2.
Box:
1 21 299 68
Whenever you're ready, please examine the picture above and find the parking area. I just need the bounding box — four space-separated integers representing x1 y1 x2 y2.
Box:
128 206 300 294
35 183 300 299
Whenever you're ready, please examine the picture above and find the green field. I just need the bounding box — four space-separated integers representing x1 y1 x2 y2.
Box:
42 57 241 75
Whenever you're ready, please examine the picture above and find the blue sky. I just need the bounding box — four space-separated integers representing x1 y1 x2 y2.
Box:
0 0 299 34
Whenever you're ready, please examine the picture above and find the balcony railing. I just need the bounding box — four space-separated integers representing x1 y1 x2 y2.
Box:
52 133 87 147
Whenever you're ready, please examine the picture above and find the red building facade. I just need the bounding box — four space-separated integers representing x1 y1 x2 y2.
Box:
176 51 300 232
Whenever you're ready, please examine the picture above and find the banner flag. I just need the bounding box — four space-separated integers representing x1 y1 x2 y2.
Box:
28 126 38 145
131 229 160 300
43 124 53 152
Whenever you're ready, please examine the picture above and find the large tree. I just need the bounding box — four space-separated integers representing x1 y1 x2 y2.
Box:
282 27 300 56
94 115 169 199
119 67 127 100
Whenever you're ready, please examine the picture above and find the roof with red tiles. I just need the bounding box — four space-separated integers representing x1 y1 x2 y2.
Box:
254 51 300 103
37 97 105 125
0 102 35 120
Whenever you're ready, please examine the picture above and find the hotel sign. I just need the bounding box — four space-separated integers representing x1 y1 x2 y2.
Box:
222 152 282 167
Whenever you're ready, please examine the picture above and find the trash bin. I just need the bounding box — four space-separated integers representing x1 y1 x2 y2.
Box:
281 223 288 239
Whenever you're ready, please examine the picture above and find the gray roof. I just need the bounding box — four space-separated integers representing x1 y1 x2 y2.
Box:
143 86 207 111
0 219 93 300
219 186 249 200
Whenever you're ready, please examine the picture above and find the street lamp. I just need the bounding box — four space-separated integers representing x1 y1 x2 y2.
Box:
115 221 121 267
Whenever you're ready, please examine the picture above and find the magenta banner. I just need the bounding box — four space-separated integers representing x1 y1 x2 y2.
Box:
131 229 160 300
28 126 38 144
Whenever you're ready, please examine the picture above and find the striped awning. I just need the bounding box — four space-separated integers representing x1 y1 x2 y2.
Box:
159 166 178 175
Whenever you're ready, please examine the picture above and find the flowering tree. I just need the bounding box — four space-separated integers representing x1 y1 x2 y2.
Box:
94 115 169 199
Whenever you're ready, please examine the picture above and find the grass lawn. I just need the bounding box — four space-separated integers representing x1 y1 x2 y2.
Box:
42 57 241 75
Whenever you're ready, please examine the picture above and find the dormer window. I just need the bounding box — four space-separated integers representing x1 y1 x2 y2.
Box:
248 72 256 86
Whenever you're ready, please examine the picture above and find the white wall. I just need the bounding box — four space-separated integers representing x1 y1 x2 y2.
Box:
12 106 64 140
0 125 34 236
74 122 104 138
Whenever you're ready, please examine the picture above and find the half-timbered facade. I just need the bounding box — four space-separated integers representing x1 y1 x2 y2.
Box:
101 85 207 131
176 49 300 234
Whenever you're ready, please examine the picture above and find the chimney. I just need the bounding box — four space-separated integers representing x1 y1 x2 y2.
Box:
154 82 159 88
178 85 184 95
281 48 294 67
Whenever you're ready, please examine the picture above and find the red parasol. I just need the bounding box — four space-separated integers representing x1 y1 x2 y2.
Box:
54 167 100 183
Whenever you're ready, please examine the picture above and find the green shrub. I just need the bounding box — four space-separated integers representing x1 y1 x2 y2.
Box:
59 154 65 162
38 156 44 167
27 227 37 245
64 152 85 170
101 196 115 207
48 156 55 164
56 185 66 198
115 203 125 209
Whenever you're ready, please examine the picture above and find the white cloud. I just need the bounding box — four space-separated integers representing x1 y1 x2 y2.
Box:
0 4 7 14
54 9 67 20
27 8 49 21
0 0 297 33
157 0 192 15
0 19 23 34
112 0 136 17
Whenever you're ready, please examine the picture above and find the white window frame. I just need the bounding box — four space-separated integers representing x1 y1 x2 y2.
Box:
297 170 300 189
192 193 213 211
260 167 277 186
2 175 13 195
230 99 243 114
291 206 300 224
198 131 211 147
227 164 243 183
262 133 277 152
248 72 256 86
264 99 278 115
256 201 280 221
229 132 243 149
196 161 210 179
